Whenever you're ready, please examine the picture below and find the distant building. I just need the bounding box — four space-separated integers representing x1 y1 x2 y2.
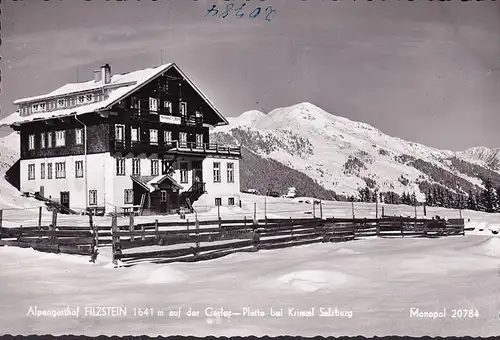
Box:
0 63 242 215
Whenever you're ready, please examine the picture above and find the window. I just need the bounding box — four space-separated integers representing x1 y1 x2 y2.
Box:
39 103 46 111
40 132 46 149
161 190 167 202
131 127 139 142
131 96 141 110
213 162 221 183
179 132 187 147
55 130 65 147
55 162 66 179
150 129 158 145
75 128 83 145
149 97 158 113
215 198 222 206
228 197 235 206
47 132 53 148
75 160 84 178
124 189 134 204
227 162 234 183
78 96 85 104
132 158 141 176
151 159 159 176
161 159 170 175
164 131 172 145
116 158 125 176
32 104 39 113
89 190 97 206
86 94 93 102
40 163 45 179
196 134 204 148
115 124 125 141
28 134 35 150
28 164 35 180
180 162 188 183
163 101 172 114
47 163 53 179
180 101 187 116
57 99 65 108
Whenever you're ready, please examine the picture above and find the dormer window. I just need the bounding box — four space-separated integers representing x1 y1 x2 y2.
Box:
40 103 46 111
78 96 85 104
86 94 93 102
57 99 65 108
180 101 187 116
32 104 39 113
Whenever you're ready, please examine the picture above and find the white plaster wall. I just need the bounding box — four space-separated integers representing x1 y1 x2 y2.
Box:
20 154 107 212
202 156 241 206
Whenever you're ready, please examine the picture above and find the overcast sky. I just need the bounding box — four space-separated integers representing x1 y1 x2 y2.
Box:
2 0 500 151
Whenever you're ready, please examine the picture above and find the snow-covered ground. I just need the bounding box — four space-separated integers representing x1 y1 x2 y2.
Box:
1 193 500 336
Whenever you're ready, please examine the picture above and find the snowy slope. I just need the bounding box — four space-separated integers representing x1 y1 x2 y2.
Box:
0 132 43 210
457 146 500 170
214 102 500 199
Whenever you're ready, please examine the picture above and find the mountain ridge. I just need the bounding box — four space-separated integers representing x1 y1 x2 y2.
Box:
213 102 500 200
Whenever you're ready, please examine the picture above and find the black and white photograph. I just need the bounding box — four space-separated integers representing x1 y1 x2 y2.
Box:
0 0 500 337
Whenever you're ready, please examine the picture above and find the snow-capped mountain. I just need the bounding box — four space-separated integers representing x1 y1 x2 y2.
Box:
457 146 500 170
213 102 500 200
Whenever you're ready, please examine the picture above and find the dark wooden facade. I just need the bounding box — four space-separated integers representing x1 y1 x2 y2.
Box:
15 66 239 161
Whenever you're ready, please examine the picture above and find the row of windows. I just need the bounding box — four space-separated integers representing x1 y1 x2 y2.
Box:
27 161 83 180
115 158 234 183
215 197 235 206
132 97 193 117
88 190 234 206
28 129 83 150
21 93 101 116
114 124 203 146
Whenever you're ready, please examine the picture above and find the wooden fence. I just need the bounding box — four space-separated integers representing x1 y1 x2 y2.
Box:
111 215 465 267
0 209 101 262
0 207 464 265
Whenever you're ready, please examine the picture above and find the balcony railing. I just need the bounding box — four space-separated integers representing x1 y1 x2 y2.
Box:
111 139 241 156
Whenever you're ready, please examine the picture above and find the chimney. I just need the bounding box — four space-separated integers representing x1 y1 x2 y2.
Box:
94 69 102 83
101 63 111 84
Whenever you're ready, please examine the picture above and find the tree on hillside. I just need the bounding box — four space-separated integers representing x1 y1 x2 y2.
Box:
467 190 477 211
480 178 496 213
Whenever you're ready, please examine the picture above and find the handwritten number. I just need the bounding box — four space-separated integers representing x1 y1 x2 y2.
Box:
234 3 247 18
205 5 219 17
249 7 261 19
265 6 276 22
220 3 234 19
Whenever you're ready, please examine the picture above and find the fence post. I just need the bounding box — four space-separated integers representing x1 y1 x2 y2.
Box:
264 197 267 227
381 206 384 218
155 219 159 239
351 201 355 219
217 205 221 228
129 214 134 242
400 216 404 238
376 221 380 237
111 214 119 266
51 211 57 241
244 216 247 228
375 199 378 219
195 214 200 250
38 206 42 239
89 212 96 263
0 209 3 230
141 224 145 241
253 202 256 224
320 200 323 219
313 202 316 219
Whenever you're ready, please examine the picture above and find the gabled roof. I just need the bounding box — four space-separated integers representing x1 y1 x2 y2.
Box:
0 63 229 127
131 174 184 193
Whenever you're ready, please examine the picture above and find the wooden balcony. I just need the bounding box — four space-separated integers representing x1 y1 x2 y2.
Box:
111 139 241 158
